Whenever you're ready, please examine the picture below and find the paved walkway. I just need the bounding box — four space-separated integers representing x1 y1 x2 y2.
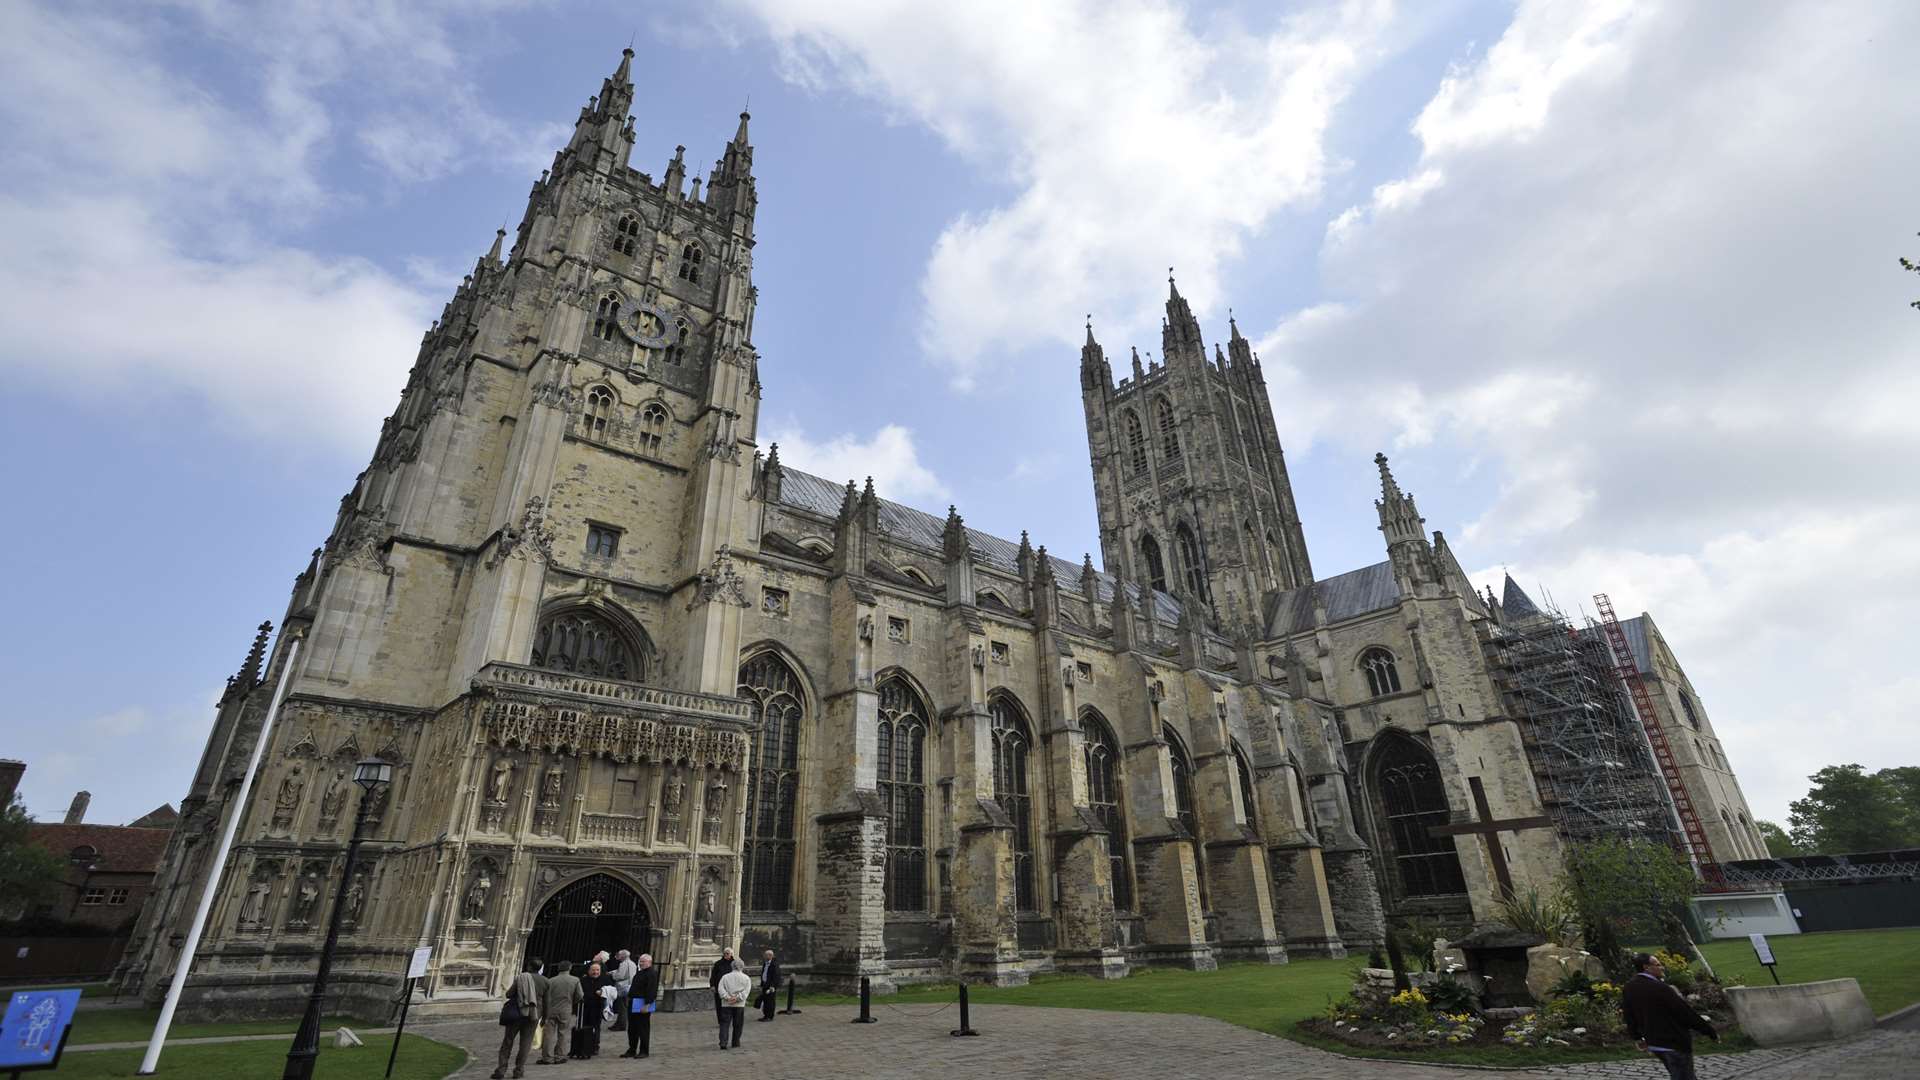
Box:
420 1004 1919 1079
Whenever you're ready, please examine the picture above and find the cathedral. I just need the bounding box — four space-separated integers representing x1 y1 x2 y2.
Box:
118 50 1761 1017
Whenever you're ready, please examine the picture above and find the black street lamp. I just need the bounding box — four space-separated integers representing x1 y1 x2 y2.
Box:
284 757 391 1080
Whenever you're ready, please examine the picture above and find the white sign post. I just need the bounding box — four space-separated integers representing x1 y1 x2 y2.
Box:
406 946 432 980
386 947 432 1078
1749 933 1781 984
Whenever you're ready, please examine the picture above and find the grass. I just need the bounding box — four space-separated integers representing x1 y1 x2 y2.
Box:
1698 927 1920 1017
55 1034 464 1079
69 1008 366 1045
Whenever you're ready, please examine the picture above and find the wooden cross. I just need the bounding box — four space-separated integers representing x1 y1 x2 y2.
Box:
1428 776 1554 899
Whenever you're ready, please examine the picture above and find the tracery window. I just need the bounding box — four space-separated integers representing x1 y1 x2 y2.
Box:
665 321 689 365
1231 742 1259 828
877 676 929 912
1360 647 1402 698
1080 709 1131 910
678 242 704 284
1156 397 1179 459
738 652 804 911
1678 691 1701 730
990 695 1037 911
593 292 622 342
1141 534 1169 595
614 214 640 257
583 385 614 438
1175 523 1207 599
640 402 668 455
1373 735 1466 897
533 608 639 680
1165 725 1208 909
1124 409 1147 473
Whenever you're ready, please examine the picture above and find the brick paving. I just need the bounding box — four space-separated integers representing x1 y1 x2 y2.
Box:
421 1004 1918 1079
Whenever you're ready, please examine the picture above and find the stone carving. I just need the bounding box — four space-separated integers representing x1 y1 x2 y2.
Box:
317 771 346 829
326 514 393 576
462 865 493 923
541 766 564 808
857 614 874 642
288 866 322 928
343 870 368 925
488 758 515 804
687 546 750 610
971 643 985 670
481 703 747 769
663 769 686 815
491 496 556 568
698 880 716 923
271 767 304 832
364 782 391 829
237 866 274 929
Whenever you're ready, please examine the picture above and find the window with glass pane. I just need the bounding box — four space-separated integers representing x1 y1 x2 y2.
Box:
1080 709 1131 910
1165 724 1209 910
990 696 1037 911
738 653 803 911
1232 743 1258 828
878 677 928 911
586 524 620 558
1373 736 1466 897
532 609 639 680
1360 648 1402 697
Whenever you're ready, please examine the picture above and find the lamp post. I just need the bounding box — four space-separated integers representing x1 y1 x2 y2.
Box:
284 757 391 1080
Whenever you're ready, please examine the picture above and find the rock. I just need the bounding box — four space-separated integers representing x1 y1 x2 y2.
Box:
1571 1026 1587 1035
332 1027 363 1048
1525 944 1606 1002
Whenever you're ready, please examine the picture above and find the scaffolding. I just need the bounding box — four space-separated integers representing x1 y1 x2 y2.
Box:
1487 594 1678 849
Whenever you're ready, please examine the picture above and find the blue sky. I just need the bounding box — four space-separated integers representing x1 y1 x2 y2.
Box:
3 1 1916 833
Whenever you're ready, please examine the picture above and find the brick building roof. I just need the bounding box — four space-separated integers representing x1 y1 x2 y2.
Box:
28 823 172 874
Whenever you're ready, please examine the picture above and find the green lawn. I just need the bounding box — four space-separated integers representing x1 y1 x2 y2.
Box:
69 1009 366 1045
1699 927 1920 1017
57 1035 464 1079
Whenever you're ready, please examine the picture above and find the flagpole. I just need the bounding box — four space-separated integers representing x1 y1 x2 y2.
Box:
138 631 304 1075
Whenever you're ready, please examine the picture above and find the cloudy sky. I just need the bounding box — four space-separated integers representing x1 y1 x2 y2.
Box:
3 1 1913 837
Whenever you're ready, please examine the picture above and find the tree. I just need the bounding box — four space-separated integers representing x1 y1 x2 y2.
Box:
1787 764 1919 854
1879 766 1920 837
1756 820 1802 858
1564 838 1697 975
0 794 65 918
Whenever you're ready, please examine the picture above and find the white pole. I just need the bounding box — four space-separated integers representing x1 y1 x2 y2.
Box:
138 633 303 1075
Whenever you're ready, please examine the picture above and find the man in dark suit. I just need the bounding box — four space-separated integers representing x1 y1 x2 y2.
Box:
757 949 783 1021
620 953 661 1059
1622 952 1718 1080
709 947 737 1027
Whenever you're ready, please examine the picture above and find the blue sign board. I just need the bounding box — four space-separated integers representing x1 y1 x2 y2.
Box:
0 989 81 1070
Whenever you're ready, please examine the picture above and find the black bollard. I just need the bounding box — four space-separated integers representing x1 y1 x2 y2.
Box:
950 983 980 1037
780 977 802 1015
851 975 877 1023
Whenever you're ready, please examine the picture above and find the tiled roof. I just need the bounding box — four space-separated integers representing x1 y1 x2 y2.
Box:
1501 573 1544 620
774 464 1183 622
1264 560 1401 636
29 823 172 873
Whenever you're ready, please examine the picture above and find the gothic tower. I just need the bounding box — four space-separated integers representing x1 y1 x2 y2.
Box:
1080 277 1313 627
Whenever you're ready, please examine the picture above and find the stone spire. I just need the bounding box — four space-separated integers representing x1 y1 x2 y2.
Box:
1079 316 1109 389
1373 452 1423 545
942 504 971 560
1163 267 1202 357
1501 573 1544 621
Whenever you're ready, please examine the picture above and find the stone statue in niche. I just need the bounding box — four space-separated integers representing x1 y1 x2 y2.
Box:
237 870 272 928
698 880 716 923
663 769 685 815
462 865 492 922
365 781 391 828
703 774 728 841
541 766 564 808
318 770 346 826
488 758 514 803
271 766 304 832
857 614 874 642
343 871 368 925
288 867 322 927
971 643 985 669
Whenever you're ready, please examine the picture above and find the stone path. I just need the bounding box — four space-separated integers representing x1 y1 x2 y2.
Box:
420 1004 1918 1079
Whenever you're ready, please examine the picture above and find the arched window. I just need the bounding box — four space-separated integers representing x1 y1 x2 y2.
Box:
1678 691 1701 730
69 845 99 868
640 402 668 455
1372 735 1466 897
1140 534 1168 594
1231 742 1258 828
1080 709 1131 910
1174 523 1207 599
738 653 804 911
1360 647 1402 698
593 292 622 342
665 321 689 365
677 242 703 284
976 588 1012 612
877 676 929 912
990 695 1037 911
583 386 614 438
1124 410 1147 473
1156 397 1179 459
1164 725 1208 910
532 607 641 681
614 214 640 257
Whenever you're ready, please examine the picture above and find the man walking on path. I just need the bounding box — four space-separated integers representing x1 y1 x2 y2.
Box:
537 959 584 1066
610 949 637 1032
709 947 736 1027
493 957 546 1080
621 952 661 1058
757 949 783 1021
1623 951 1718 1080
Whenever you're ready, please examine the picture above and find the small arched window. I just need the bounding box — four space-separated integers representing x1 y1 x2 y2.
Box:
877 676 929 912
1678 691 1701 730
1360 647 1402 698
583 386 615 438
593 292 623 342
1124 410 1147 473
739 652 804 912
677 242 704 284
990 696 1037 912
532 607 641 681
1175 523 1207 599
665 321 689 365
1165 725 1209 909
614 214 640 257
640 403 668 455
1080 709 1130 910
1140 534 1169 595
1231 742 1259 828
1156 397 1179 459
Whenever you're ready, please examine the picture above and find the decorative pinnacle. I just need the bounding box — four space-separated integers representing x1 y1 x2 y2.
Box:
1374 452 1398 496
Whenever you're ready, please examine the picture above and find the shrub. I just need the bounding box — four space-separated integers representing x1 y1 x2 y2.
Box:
1385 987 1432 1026
1550 969 1595 1000
1496 886 1577 946
1424 973 1478 1015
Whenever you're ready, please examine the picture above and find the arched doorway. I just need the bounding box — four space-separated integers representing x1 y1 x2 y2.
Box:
525 873 651 969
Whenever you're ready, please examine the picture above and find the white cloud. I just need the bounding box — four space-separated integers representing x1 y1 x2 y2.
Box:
1276 0 1920 823
763 421 950 506
731 0 1397 388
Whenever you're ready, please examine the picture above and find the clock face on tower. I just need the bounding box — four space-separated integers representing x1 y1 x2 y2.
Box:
623 303 672 349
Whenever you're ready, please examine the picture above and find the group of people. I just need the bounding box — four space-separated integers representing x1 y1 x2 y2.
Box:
493 946 783 1079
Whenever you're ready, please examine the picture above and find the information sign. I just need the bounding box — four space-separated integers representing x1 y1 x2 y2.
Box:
1749 933 1775 966
0 988 81 1071
408 946 433 979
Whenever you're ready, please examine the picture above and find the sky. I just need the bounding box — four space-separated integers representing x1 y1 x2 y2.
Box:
2 1 1915 837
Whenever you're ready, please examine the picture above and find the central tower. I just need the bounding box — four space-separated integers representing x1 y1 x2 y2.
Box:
1080 278 1313 625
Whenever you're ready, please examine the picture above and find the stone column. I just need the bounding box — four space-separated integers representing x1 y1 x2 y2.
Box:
949 703 1025 985
1185 685 1282 964
1041 650 1124 978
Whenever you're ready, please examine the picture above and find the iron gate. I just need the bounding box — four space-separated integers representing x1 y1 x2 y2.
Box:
524 873 652 970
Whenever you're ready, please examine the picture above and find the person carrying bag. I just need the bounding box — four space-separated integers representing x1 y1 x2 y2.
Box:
493 958 546 1080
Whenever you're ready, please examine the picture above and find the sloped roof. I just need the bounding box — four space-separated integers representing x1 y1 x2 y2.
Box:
773 464 1183 622
1501 573 1544 621
127 804 179 829
1264 560 1401 636
29 823 172 873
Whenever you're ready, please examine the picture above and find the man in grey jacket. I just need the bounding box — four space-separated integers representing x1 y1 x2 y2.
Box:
609 949 637 1031
493 957 547 1080
536 960 585 1066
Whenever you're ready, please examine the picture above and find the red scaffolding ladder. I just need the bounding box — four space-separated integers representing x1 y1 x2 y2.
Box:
1593 593 1724 887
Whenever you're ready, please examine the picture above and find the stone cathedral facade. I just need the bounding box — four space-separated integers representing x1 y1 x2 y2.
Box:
120 51 1759 1017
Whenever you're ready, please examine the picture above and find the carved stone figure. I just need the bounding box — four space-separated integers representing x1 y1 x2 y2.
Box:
318 771 346 824
462 866 492 922
364 782 391 828
289 868 321 926
488 758 514 803
344 872 367 924
663 769 686 814
541 766 564 807
237 873 271 928
698 880 716 922
272 767 304 831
